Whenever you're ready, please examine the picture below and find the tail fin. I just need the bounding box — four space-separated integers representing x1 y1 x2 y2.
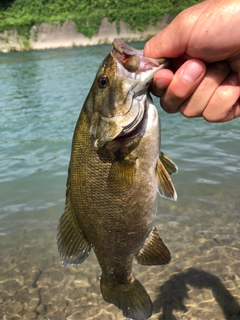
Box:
100 276 152 320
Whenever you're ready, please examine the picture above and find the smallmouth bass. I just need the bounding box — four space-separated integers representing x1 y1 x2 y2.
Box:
57 38 177 320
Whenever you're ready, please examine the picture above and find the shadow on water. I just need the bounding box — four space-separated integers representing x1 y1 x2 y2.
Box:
153 267 240 320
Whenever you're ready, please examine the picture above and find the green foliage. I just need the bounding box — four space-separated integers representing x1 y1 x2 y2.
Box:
0 0 201 39
20 37 32 50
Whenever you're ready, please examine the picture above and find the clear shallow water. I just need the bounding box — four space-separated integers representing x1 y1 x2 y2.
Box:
0 43 240 320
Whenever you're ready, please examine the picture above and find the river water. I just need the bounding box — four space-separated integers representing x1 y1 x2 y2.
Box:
0 43 240 320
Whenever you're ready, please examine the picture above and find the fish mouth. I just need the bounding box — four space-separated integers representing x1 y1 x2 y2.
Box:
91 39 168 149
112 38 168 74
108 39 167 142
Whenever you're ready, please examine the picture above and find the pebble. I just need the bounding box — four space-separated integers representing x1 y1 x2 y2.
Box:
168 221 180 228
39 291 52 305
93 313 113 320
23 310 37 319
37 272 52 286
225 280 237 290
2 280 21 293
73 276 90 288
29 297 40 310
202 289 213 302
1 207 240 320
5 300 23 315
67 311 83 320
35 303 46 314
51 311 67 320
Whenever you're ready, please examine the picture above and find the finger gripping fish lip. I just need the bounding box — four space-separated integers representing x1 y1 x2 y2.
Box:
112 38 168 73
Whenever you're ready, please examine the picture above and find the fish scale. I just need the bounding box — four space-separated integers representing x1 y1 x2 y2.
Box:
57 38 177 320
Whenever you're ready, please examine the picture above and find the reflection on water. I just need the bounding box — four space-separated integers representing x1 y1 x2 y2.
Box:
0 44 239 319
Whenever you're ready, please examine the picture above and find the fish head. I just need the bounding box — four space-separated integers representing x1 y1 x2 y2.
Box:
89 38 168 149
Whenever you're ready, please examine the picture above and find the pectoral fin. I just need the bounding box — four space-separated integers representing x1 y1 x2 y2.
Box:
160 151 178 175
136 227 171 265
57 164 91 266
157 158 177 201
108 159 136 193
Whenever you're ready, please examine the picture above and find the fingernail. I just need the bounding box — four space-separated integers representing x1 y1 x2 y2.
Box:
182 61 204 83
227 73 239 86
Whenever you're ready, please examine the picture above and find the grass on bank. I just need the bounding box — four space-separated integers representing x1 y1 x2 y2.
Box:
0 0 201 39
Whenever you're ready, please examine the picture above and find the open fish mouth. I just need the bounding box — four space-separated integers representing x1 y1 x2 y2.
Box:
112 38 167 75
91 39 168 149
108 39 168 142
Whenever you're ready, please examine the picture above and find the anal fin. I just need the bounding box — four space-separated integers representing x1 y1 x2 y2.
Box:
136 226 171 265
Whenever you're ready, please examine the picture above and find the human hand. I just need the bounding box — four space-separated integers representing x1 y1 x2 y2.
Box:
144 0 240 122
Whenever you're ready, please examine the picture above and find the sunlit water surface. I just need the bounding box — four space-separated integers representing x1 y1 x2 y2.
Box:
0 43 239 320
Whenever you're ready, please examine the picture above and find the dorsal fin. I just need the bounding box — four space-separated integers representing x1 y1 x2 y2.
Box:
136 226 171 265
156 158 177 201
160 151 178 175
57 163 91 266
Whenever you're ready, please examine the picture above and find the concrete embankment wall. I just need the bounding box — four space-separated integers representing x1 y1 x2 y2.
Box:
0 16 170 52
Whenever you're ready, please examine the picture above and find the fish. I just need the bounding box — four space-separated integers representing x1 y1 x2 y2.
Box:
57 38 178 320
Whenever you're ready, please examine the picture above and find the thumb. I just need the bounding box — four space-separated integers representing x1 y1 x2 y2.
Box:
143 18 188 59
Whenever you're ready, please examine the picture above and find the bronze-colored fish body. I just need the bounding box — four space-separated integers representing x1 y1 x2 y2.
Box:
57 39 177 320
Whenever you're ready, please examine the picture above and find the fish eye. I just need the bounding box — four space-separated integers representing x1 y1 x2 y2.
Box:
98 75 108 89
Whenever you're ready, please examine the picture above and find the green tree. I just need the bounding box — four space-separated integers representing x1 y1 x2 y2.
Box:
0 0 201 39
